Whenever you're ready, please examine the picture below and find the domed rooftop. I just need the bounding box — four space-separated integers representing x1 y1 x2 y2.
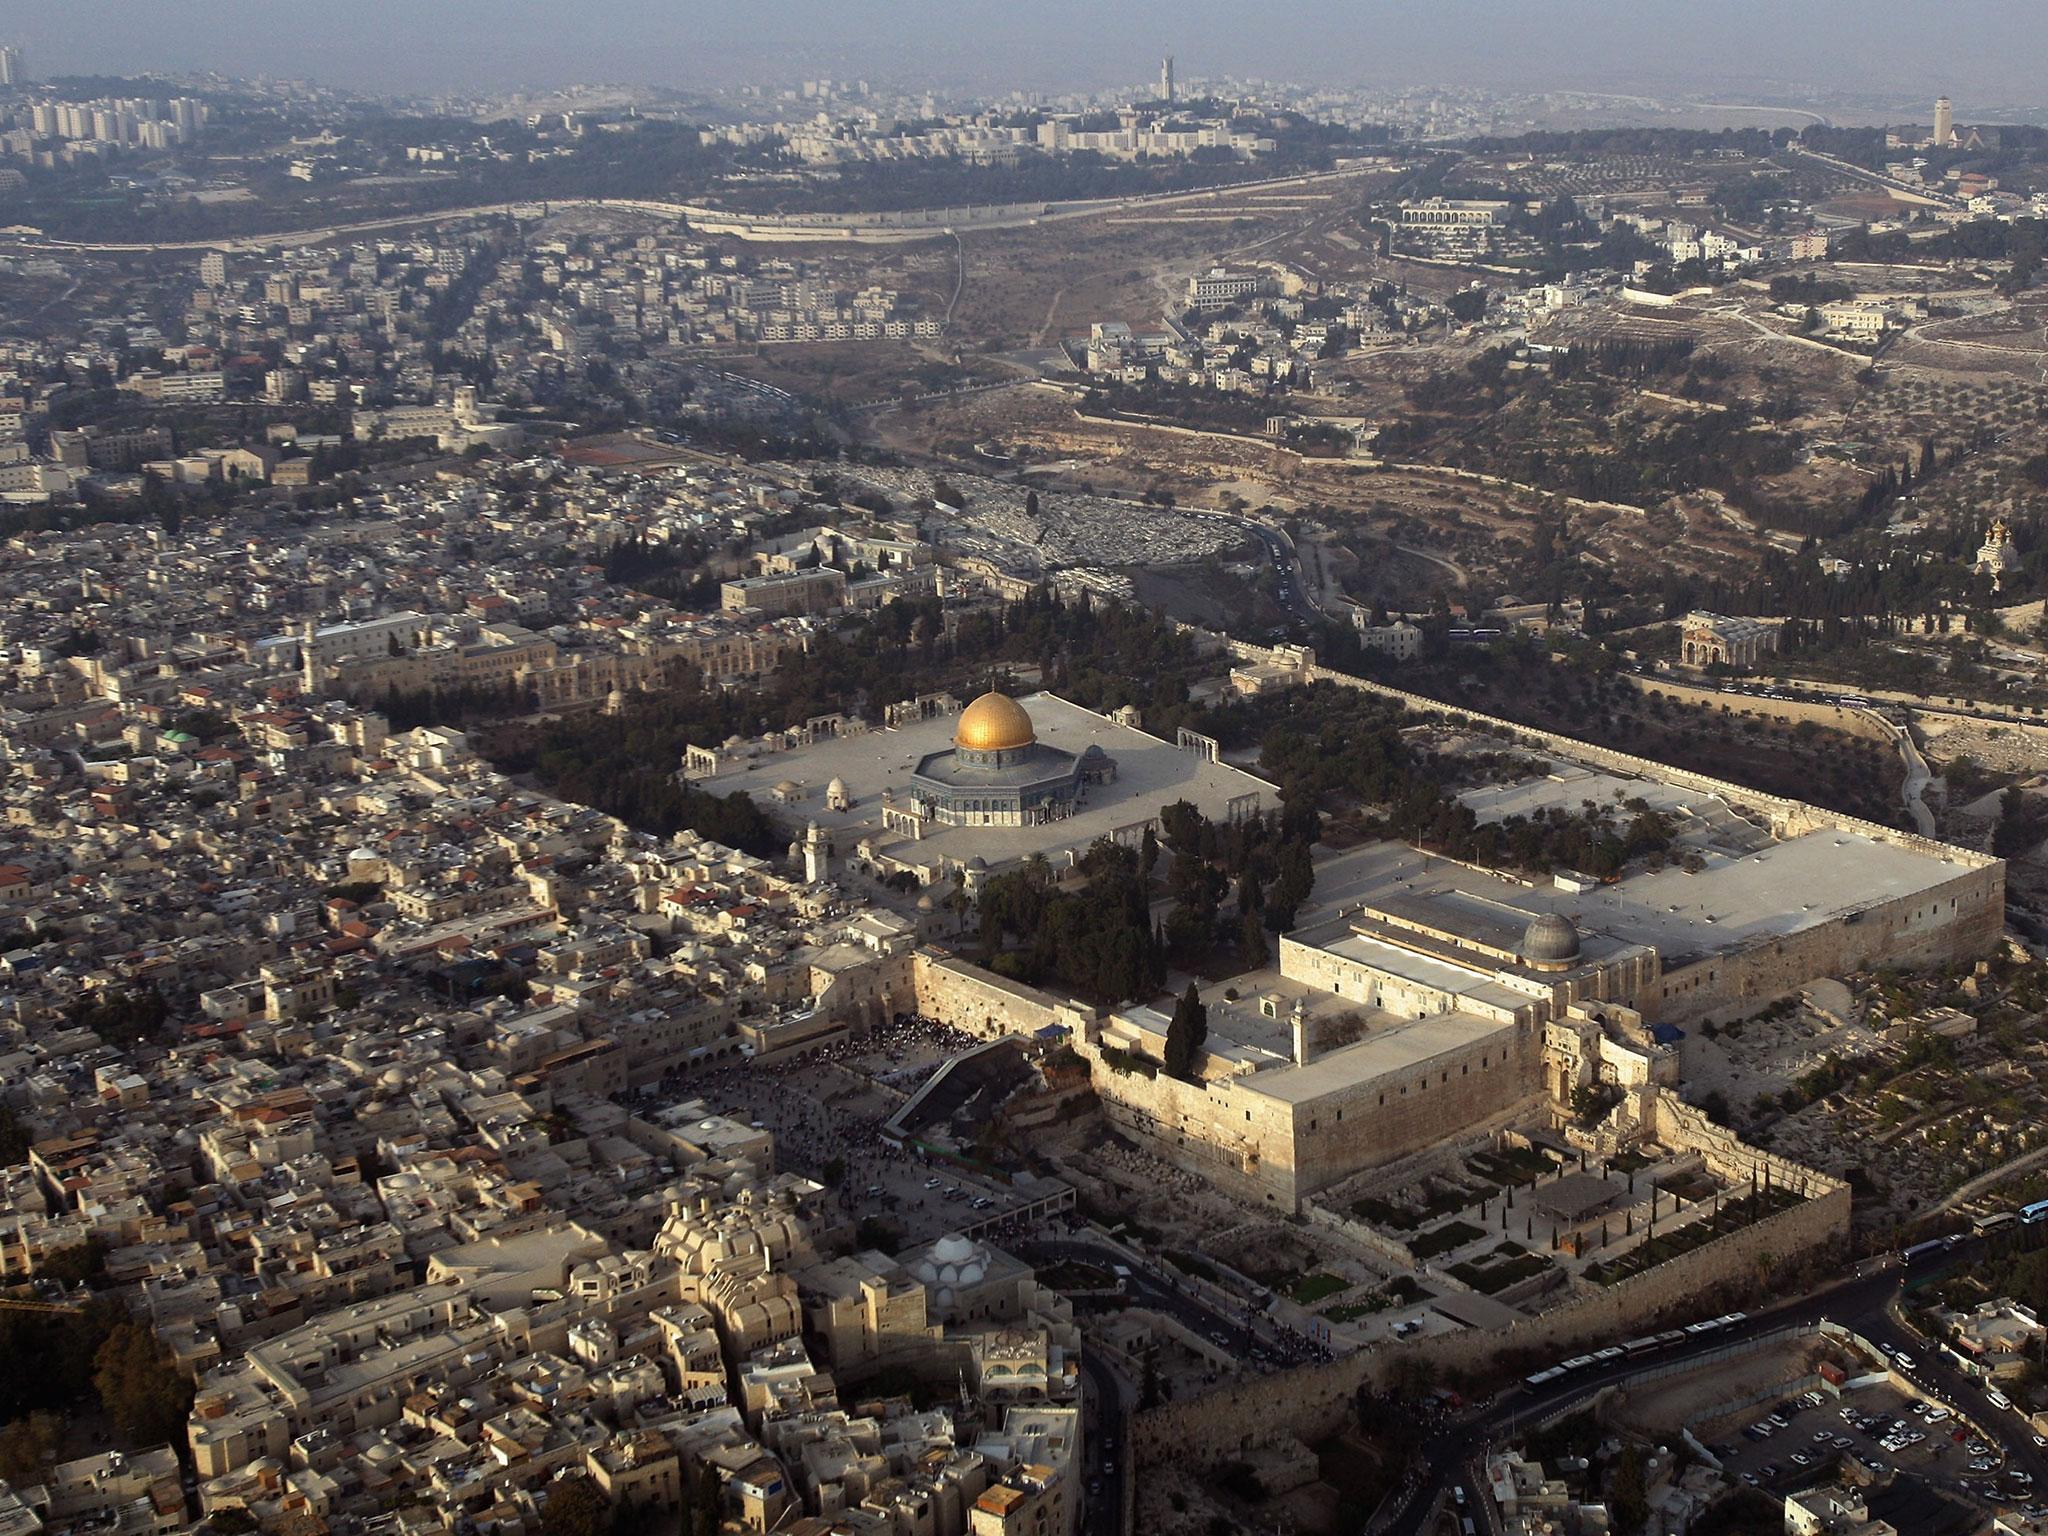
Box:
1520 912 1581 966
913 1233 992 1305
955 691 1035 753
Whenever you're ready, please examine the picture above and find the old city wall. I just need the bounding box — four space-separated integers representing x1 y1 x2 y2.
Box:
1075 1039 1295 1206
1288 1024 1546 1201
908 949 1091 1041
1656 858 2005 1025
1129 1167 1850 1469
1300 1203 1419 1272
1651 1094 1844 1197
1618 674 1899 746
1179 631 2004 962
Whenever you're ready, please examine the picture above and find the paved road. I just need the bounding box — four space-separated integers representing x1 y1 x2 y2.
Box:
1880 716 1937 836
1372 1241 2038 1536
1206 514 1321 626
1079 1351 1131 1536
1018 1236 1313 1369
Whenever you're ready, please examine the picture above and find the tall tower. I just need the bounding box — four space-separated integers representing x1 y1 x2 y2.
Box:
0 47 21 88
802 822 831 885
1934 96 1954 148
1160 56 1175 104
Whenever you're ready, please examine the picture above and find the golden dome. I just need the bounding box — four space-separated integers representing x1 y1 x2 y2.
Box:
955 692 1035 753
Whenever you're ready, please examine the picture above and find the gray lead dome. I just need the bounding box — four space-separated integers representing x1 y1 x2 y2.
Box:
1521 912 1581 964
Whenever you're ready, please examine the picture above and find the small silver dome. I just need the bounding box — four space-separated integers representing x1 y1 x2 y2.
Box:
1521 912 1581 964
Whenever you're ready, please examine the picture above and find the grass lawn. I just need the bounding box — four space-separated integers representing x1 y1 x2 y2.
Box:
1291 1271 1351 1305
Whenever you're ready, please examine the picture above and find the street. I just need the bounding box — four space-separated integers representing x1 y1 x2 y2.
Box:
1371 1240 2035 1536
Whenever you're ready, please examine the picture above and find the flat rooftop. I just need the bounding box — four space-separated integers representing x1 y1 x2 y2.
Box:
1302 772 1976 970
1459 764 1774 858
1317 926 1535 1015
1239 1009 1520 1106
695 693 1274 873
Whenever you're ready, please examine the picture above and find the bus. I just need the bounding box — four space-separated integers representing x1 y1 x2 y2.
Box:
1902 1238 1949 1263
2021 1199 2048 1226
1523 1366 1567 1390
1623 1335 1663 1356
1973 1212 2019 1238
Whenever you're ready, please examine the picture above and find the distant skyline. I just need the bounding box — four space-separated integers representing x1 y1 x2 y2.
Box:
12 0 2048 107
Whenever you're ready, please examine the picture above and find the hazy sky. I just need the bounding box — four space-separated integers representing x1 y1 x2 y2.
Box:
16 0 2048 105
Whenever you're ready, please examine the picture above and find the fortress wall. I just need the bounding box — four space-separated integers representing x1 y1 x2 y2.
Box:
1656 857 2005 1025
1129 1162 1849 1468
1286 1024 1546 1202
1073 1015 1545 1211
1076 1041 1296 1206
1192 625 1992 873
908 949 1089 1041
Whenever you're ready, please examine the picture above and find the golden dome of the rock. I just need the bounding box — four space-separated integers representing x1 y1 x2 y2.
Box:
955 692 1035 753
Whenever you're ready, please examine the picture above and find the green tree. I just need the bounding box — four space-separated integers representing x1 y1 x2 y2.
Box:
0 1413 61 1485
0 1106 28 1165
1164 982 1208 1082
541 1473 614 1536
92 1324 194 1447
685 1462 721 1536
1608 1446 1648 1535
1240 911 1270 970
38 1238 107 1287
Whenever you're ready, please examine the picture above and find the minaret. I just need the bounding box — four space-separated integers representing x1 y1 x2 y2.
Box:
1934 96 1953 148
803 821 831 884
1160 56 1175 105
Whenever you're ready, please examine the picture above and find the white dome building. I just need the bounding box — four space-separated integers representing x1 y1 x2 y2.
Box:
912 1232 991 1312
901 1231 1034 1324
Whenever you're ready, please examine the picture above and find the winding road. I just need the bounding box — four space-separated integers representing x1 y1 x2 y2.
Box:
1374 1234 2041 1535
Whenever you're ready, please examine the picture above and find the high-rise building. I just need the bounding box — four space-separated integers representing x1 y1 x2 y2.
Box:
1160 55 1175 104
199 251 227 288
0 47 22 87
1934 95 1954 148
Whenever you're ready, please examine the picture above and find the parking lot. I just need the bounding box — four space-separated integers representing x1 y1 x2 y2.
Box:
1711 1382 2044 1514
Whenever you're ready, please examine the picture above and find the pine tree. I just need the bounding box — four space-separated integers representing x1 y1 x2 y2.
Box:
1240 911 1270 970
1164 981 1207 1081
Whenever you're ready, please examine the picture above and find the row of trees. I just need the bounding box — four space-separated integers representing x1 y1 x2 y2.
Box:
0 1299 193 1484
974 841 1165 1004
1653 489 2026 626
1200 682 1681 880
